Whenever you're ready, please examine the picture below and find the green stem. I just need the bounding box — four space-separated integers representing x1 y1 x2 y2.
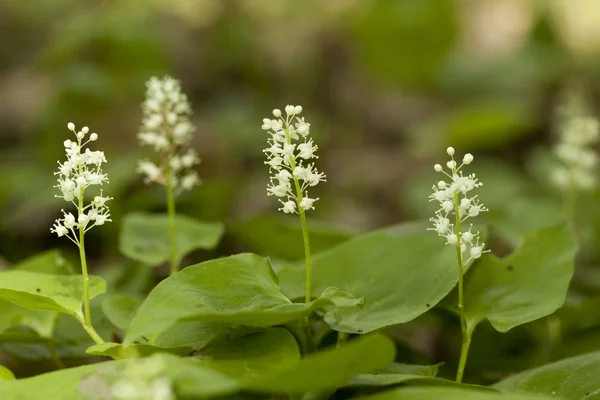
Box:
299 211 312 303
453 190 470 383
336 331 348 348
45 342 64 369
456 328 473 383
76 315 105 345
165 162 179 276
77 139 104 345
284 122 313 304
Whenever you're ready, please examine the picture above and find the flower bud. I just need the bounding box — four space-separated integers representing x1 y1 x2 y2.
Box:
90 133 98 141
446 147 455 156
434 164 443 172
67 122 75 131
463 153 474 164
273 109 282 118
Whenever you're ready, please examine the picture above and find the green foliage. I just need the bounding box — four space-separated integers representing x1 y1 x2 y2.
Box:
241 333 395 394
362 387 555 400
0 270 106 319
495 352 600 399
119 212 225 266
125 253 361 347
462 223 577 334
278 222 467 333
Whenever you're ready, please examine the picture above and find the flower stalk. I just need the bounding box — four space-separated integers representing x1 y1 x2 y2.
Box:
263 105 326 303
51 123 112 345
429 147 489 382
137 76 200 275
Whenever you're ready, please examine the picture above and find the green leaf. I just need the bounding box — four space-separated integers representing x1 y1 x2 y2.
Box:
463 223 577 334
199 328 300 378
278 222 462 333
101 293 142 330
119 212 225 266
0 299 58 338
0 353 240 399
0 365 15 381
12 250 72 275
345 362 447 387
495 351 600 399
0 270 106 319
230 215 354 261
125 253 361 347
362 387 555 400
86 342 189 359
242 333 395 394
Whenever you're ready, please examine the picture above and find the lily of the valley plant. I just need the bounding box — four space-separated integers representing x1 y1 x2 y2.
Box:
429 146 488 382
262 105 326 303
50 122 112 344
137 75 201 275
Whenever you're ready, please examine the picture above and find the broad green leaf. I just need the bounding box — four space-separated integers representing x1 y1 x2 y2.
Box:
495 351 600 399
86 342 189 359
0 365 15 381
0 270 106 319
362 387 555 400
230 215 354 261
119 212 225 266
463 223 577 334
199 328 300 378
125 253 361 347
0 299 58 337
242 333 395 394
278 222 462 333
0 353 240 399
101 293 142 330
12 250 72 275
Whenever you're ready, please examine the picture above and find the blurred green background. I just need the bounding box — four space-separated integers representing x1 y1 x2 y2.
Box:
2 0 600 266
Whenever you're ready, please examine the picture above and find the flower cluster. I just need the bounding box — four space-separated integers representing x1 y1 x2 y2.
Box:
552 116 599 190
428 147 488 262
137 76 200 193
262 105 326 214
50 123 112 243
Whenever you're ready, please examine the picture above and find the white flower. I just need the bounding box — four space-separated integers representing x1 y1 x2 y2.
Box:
137 76 201 194
51 123 112 244
552 115 599 190
299 196 318 211
263 105 326 214
428 147 489 263
279 200 297 214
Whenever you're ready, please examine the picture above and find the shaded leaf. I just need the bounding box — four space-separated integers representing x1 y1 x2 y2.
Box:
0 299 58 338
242 333 395 394
12 250 72 275
230 215 354 261
199 328 300 378
119 212 224 266
101 293 142 330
